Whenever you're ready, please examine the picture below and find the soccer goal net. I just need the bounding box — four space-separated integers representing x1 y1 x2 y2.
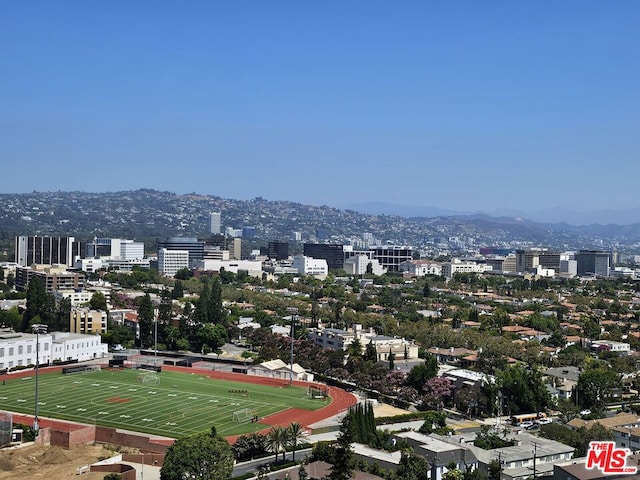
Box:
232 408 257 423
137 371 160 385
84 365 101 374
307 385 329 399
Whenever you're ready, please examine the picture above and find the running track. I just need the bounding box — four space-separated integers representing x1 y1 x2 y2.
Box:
6 365 357 444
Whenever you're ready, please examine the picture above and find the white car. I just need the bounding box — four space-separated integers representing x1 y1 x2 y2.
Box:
536 418 552 425
519 421 534 429
580 409 592 416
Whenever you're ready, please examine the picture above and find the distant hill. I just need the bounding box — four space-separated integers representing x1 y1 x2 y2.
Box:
0 190 638 251
346 201 640 226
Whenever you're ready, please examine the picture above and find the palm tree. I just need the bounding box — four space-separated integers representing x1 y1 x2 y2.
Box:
287 421 306 462
267 426 287 463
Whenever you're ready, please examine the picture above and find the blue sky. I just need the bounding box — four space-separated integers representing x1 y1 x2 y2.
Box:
2 2 639 215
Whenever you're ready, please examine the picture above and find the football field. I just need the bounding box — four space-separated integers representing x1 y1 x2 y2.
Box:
0 368 324 438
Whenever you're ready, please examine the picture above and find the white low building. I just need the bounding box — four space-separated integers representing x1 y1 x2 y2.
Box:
247 359 314 382
0 329 107 371
290 255 328 278
197 259 263 278
442 259 492 278
343 255 386 276
51 332 108 363
398 260 443 277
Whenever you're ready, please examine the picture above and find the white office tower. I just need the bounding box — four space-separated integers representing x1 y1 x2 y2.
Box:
158 248 189 277
209 212 221 235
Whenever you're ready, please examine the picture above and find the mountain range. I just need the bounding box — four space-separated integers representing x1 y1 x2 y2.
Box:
345 202 640 226
0 190 639 252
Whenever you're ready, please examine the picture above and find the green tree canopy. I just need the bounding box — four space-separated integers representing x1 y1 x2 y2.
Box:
576 364 621 410
406 355 438 393
160 431 233 480
137 293 155 348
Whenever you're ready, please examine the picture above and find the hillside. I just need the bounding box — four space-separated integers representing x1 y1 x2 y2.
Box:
0 190 638 252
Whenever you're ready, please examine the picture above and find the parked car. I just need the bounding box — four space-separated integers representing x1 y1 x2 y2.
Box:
536 417 552 425
519 421 535 429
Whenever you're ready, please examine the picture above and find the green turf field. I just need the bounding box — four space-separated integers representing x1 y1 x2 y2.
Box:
0 368 324 437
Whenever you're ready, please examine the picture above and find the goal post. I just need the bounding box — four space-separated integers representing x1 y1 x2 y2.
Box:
137 371 160 385
232 408 256 423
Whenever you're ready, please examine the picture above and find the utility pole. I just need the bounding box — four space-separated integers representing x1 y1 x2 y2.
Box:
532 441 538 480
32 324 48 435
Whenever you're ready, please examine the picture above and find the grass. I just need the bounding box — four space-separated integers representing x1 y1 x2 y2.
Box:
0 368 324 438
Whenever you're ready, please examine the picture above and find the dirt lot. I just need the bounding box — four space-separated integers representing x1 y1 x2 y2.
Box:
0 443 116 480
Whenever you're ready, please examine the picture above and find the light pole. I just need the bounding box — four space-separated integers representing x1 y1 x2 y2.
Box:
32 323 48 435
290 315 295 386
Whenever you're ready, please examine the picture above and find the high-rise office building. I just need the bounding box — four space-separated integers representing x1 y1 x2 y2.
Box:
209 212 221 235
515 249 561 273
157 237 205 268
303 243 345 270
267 241 289 261
15 236 82 267
576 250 612 277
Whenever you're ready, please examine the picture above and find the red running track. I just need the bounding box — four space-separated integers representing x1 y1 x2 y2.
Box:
5 365 357 444
162 366 358 442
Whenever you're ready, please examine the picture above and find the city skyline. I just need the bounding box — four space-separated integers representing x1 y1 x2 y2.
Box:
2 2 639 215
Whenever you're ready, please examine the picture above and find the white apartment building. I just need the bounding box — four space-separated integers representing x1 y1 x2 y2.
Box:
307 323 419 360
441 259 492 278
398 259 443 277
343 255 386 276
158 248 189 277
290 255 328 278
53 289 93 307
589 340 630 354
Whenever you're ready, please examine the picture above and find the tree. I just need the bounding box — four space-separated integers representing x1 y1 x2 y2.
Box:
443 469 464 480
267 426 287 463
418 411 447 434
406 357 438 393
172 280 184 299
423 281 431 298
497 365 551 415
23 276 54 331
576 365 621 410
421 377 453 410
52 297 71 332
137 293 155 348
396 452 430 480
160 430 233 480
330 414 356 480
197 323 228 353
231 433 268 462
89 292 108 311
287 422 305 462
208 276 225 324
364 340 377 362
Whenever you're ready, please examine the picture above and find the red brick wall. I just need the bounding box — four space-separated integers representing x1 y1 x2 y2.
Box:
94 426 171 453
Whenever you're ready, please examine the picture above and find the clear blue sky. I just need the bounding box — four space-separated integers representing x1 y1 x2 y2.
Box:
2 2 639 214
